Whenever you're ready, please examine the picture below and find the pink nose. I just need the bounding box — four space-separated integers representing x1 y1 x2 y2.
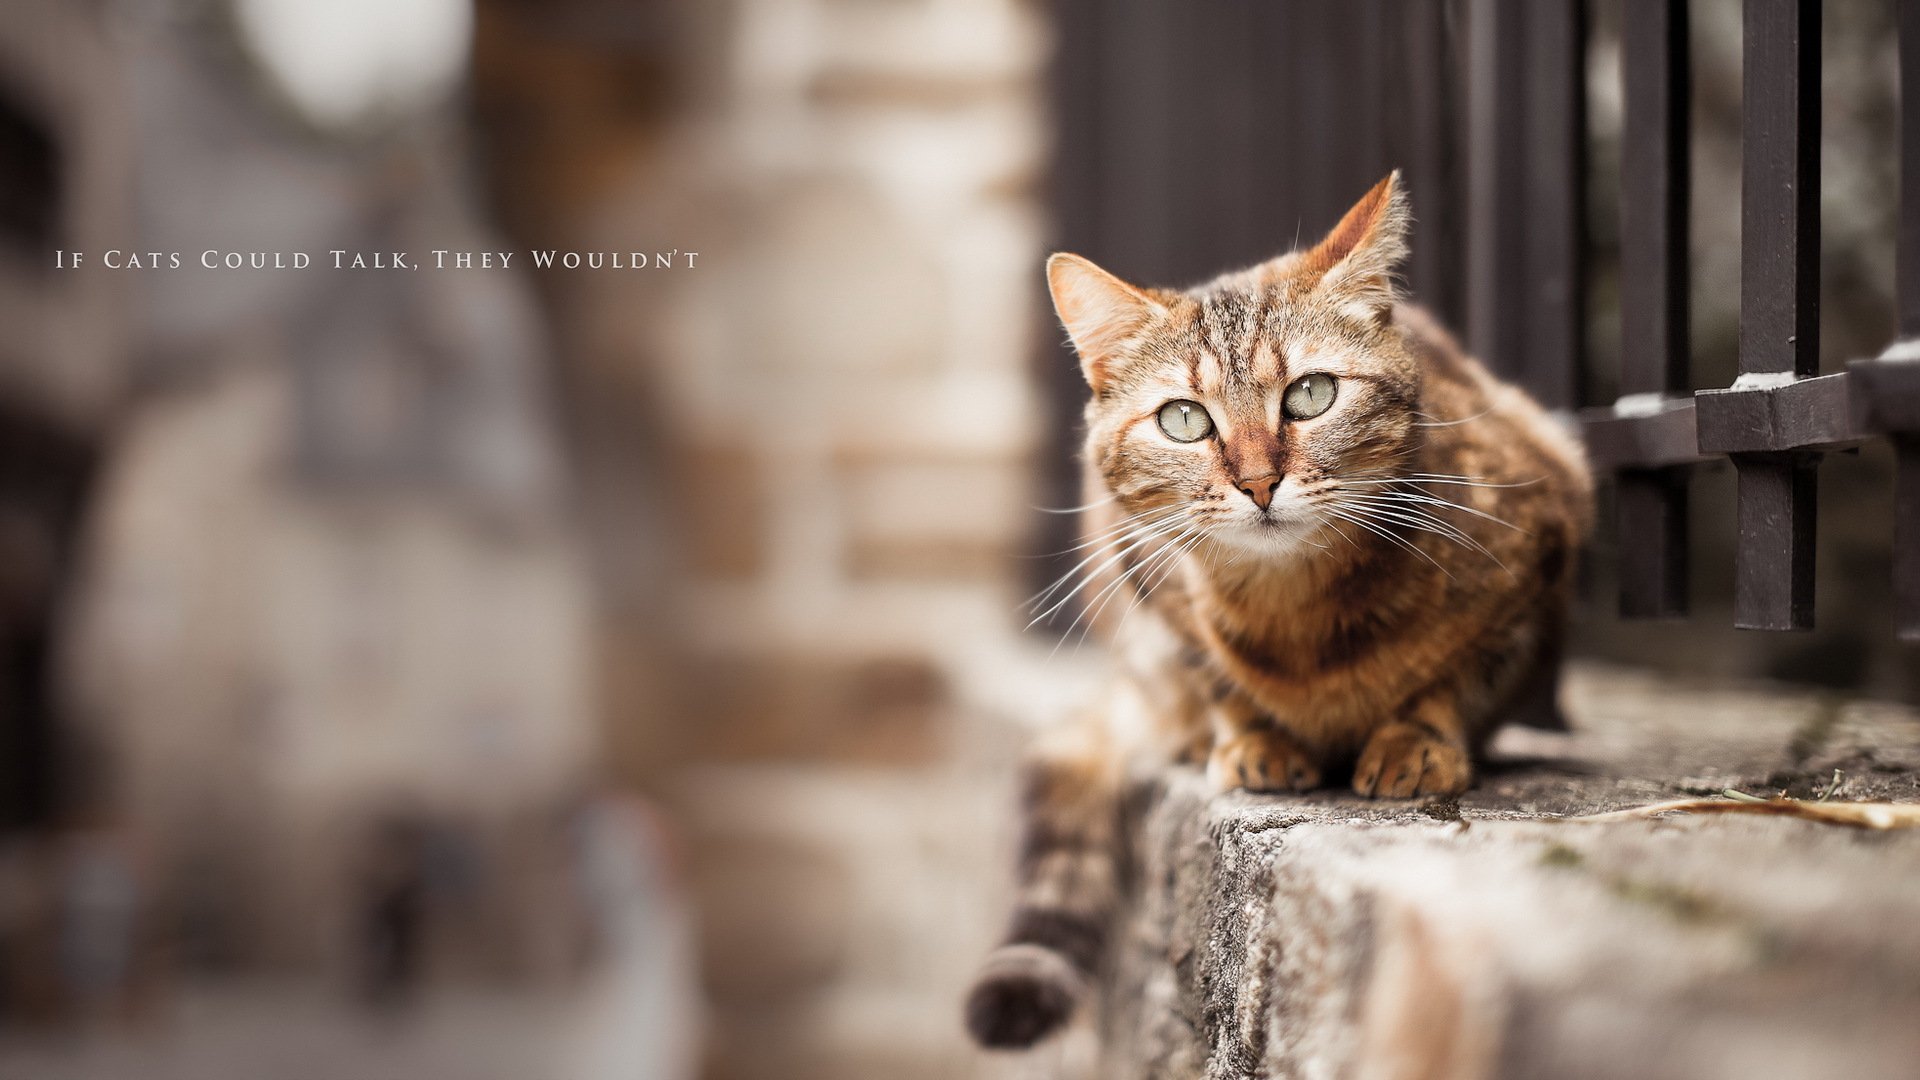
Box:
1237 474 1279 511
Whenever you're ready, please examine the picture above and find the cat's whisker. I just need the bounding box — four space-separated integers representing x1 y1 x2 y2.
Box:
1398 473 1543 489
1147 527 1211 598
1336 500 1471 549
1027 514 1194 626
1344 506 1486 557
1336 494 1480 543
1294 524 1334 553
1029 524 1185 623
1050 524 1200 655
1029 532 1186 628
1365 511 1503 572
1218 534 1248 567
1111 532 1206 633
1323 507 1458 582
1333 499 1513 578
1031 493 1119 514
1336 493 1496 542
1044 503 1188 558
1343 486 1529 535
1412 407 1494 428
1101 523 1211 641
1070 524 1197 638
1027 509 1189 609
1338 470 1541 489
1321 518 1363 555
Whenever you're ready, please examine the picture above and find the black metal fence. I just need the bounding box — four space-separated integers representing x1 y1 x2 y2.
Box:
1045 0 1920 646
1585 0 1918 640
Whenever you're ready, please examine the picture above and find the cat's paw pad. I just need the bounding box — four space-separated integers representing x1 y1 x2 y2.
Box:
1352 723 1470 798
1207 729 1321 793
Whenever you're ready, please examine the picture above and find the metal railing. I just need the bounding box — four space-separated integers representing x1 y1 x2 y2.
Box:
1580 0 1920 639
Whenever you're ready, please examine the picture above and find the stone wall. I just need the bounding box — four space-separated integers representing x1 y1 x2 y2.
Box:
641 2 1077 1073
473 1 1089 1077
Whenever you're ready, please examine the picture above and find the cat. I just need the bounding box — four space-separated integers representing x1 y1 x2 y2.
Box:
965 173 1593 1049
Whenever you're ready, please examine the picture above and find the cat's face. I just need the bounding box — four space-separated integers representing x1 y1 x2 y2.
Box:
1052 174 1421 558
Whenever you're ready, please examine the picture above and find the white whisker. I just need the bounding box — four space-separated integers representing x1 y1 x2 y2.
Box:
1336 497 1513 576
1324 507 1457 582
1086 523 1197 624
1413 407 1494 428
1044 503 1188 558
1027 508 1188 608
1342 485 1529 535
1131 528 1209 611
1031 493 1118 514
1027 514 1193 626
1051 524 1199 654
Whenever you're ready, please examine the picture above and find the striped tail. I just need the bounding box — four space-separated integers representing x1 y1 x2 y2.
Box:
965 731 1124 1049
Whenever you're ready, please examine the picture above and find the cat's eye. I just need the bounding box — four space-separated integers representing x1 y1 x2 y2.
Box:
1156 400 1214 442
1283 373 1337 420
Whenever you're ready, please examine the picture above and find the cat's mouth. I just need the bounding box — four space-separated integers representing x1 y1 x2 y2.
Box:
1250 501 1316 528
1213 510 1320 557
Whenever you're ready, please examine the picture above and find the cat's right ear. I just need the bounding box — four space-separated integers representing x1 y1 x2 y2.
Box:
1047 253 1165 391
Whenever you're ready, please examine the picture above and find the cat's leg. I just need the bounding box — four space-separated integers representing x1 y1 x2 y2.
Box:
1205 692 1321 793
1351 695 1472 798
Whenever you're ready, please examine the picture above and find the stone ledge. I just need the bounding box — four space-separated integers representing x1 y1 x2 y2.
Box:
1100 666 1920 1080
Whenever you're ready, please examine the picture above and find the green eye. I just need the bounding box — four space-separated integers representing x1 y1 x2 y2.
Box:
1283 373 1337 420
1156 400 1214 442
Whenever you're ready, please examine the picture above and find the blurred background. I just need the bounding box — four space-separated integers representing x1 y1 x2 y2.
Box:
0 1 1911 1079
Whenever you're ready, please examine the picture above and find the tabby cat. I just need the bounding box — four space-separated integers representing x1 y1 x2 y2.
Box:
966 174 1593 1049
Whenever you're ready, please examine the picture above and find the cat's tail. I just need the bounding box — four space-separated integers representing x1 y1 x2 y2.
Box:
964 723 1125 1049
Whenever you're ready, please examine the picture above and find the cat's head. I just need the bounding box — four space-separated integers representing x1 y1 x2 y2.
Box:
1050 173 1421 558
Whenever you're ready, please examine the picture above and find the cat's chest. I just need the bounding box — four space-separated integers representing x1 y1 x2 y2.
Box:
1189 599 1423 721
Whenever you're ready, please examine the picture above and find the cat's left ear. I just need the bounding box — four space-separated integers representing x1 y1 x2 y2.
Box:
1299 171 1410 324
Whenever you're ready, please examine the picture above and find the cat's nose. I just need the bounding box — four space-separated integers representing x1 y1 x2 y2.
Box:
1236 474 1279 511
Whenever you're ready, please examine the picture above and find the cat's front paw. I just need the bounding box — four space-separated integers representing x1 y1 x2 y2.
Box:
1207 728 1321 793
1352 722 1470 798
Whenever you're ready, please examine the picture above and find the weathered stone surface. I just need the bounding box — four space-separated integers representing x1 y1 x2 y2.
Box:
1101 665 1920 1080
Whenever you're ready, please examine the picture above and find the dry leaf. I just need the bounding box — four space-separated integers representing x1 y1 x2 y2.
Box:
1567 798 1920 830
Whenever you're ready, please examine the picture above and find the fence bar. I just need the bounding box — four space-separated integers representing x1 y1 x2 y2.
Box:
1032 0 1106 600
1901 0 1920 340
1396 0 1464 330
1615 469 1690 617
1732 456 1820 629
1620 0 1691 397
1739 0 1820 381
1895 0 1920 638
1899 437 1920 640
1844 0 1920 641
1523 0 1586 410
1723 0 1821 631
1614 0 1692 617
1849 356 1920 639
1466 0 1529 387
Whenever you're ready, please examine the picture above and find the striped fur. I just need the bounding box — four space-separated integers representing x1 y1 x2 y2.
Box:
965 723 1121 1048
967 174 1594 1049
